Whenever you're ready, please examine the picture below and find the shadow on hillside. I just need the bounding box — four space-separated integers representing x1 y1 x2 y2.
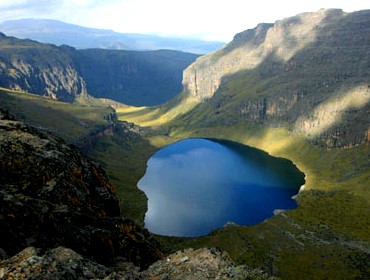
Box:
174 9 370 148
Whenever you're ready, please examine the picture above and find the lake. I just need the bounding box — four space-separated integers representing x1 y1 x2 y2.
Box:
138 138 305 237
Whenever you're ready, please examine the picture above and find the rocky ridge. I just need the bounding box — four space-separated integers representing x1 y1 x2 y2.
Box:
0 110 163 268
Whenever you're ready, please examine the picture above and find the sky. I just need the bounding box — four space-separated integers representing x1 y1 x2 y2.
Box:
0 0 369 42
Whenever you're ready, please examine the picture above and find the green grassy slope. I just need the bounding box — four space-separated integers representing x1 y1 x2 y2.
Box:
152 125 370 280
116 91 369 279
0 88 156 222
0 88 112 141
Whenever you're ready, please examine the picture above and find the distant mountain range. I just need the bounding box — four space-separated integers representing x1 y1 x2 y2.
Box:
0 19 225 54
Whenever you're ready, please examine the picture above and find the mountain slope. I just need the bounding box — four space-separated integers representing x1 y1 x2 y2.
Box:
123 9 369 148
179 9 370 148
0 19 225 54
0 34 198 105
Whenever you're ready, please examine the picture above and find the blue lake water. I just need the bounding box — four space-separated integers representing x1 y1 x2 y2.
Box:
138 138 305 237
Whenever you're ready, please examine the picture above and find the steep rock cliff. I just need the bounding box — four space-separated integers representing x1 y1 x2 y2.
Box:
180 9 370 148
0 110 163 268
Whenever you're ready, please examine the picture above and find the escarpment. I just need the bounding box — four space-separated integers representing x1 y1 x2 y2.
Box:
180 9 370 148
0 38 87 101
0 34 198 105
0 110 163 268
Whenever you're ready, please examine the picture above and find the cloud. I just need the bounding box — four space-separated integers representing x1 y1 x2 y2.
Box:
0 0 59 12
1 0 369 41
0 0 63 21
0 0 120 21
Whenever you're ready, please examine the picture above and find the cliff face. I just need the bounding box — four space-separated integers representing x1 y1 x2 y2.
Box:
182 22 273 100
0 33 198 105
0 110 163 268
180 9 370 148
0 35 87 102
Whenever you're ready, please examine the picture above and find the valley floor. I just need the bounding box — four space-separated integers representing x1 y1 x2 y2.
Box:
117 105 370 280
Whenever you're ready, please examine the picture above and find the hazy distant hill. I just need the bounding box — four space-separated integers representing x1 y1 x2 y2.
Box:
0 19 225 54
0 33 198 105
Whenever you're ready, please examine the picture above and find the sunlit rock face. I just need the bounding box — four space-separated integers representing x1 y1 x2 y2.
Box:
180 9 370 148
294 86 370 146
0 37 87 102
182 9 343 100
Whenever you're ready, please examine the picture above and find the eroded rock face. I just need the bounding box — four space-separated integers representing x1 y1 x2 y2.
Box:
0 111 163 268
0 38 87 102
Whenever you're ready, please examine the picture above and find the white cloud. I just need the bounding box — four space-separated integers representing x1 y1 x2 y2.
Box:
0 0 369 41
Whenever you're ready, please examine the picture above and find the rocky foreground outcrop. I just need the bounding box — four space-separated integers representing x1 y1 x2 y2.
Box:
0 247 278 280
0 110 163 268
